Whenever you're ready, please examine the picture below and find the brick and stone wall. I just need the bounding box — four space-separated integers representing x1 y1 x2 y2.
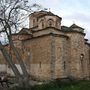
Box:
67 32 86 79
23 35 52 81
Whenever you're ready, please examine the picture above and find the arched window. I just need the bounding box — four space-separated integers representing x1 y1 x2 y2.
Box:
41 20 44 28
56 20 60 27
80 54 84 60
33 19 35 27
40 19 44 28
63 61 66 70
47 19 54 27
80 54 84 72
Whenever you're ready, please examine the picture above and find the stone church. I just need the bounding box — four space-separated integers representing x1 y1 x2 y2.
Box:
0 10 90 81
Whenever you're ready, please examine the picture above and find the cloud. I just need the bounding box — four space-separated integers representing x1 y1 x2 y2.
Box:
63 12 90 23
61 12 90 40
30 0 90 41
51 0 60 5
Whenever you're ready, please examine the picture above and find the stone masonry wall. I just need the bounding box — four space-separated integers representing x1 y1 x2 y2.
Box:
54 36 70 79
67 32 85 79
84 44 90 79
23 35 52 81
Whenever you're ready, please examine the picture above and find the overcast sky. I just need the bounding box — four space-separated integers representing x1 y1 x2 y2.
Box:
30 0 90 41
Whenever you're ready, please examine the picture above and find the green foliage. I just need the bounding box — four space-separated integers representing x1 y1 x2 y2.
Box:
31 80 90 90
8 80 90 90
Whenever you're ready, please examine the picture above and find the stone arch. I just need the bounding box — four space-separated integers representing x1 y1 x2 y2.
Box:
56 19 60 27
47 19 54 27
33 19 35 25
39 19 45 29
32 18 36 27
80 54 84 74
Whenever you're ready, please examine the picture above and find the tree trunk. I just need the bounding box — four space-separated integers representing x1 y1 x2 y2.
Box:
0 42 30 88
0 42 21 78
0 21 30 88
9 36 29 77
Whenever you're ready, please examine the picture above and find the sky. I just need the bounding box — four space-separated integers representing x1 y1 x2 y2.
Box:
30 0 90 41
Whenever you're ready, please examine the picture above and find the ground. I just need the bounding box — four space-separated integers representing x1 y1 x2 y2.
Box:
32 80 90 90
1 80 90 90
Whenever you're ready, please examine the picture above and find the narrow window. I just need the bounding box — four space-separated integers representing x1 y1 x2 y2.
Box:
40 19 44 28
42 21 44 28
33 19 35 26
80 54 84 60
80 54 84 72
63 61 66 70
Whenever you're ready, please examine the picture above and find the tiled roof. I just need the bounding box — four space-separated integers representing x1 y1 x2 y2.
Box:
18 28 32 35
61 26 71 32
30 10 62 19
70 24 84 30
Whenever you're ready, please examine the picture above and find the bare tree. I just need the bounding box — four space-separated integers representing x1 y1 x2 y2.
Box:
0 0 42 88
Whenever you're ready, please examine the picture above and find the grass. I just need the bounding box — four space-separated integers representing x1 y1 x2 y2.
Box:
32 80 90 90
8 80 90 90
